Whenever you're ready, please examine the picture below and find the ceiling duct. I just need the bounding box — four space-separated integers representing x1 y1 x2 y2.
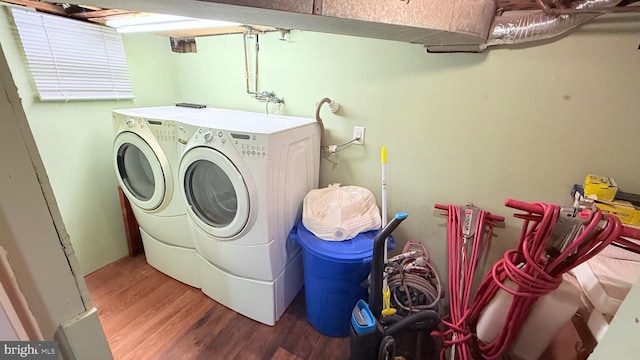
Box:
191 0 499 50
76 0 497 51
482 0 622 50
71 0 634 52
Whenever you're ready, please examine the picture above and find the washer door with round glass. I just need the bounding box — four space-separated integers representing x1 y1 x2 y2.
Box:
113 132 168 211
181 147 250 239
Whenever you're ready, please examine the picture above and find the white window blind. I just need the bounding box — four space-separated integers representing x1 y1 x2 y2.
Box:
12 8 135 101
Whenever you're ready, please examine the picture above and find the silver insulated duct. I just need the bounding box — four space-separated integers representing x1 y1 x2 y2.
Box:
78 0 628 52
483 0 622 49
78 0 498 50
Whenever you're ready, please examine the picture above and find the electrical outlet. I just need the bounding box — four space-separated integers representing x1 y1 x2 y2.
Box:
353 126 365 145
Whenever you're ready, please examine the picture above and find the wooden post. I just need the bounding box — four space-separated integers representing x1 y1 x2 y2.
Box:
117 187 143 257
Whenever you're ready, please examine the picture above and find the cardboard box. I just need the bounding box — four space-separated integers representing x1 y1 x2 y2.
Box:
572 184 640 225
584 174 618 202
595 200 640 226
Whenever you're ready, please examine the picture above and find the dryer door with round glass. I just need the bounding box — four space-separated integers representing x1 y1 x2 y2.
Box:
114 132 167 211
181 147 250 239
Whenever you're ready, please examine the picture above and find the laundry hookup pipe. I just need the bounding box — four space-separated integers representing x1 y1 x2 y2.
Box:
314 97 331 147
242 32 260 96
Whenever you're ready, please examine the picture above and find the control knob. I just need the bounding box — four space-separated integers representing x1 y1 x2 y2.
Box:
125 118 136 128
204 131 214 142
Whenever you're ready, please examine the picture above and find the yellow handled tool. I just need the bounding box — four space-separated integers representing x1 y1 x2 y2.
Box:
380 146 396 317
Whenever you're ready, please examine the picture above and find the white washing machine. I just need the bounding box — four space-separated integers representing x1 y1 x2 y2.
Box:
178 111 319 325
112 106 233 288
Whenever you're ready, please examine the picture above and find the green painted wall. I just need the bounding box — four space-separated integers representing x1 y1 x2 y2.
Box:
1 4 639 285
170 25 640 276
0 5 639 355
0 6 178 274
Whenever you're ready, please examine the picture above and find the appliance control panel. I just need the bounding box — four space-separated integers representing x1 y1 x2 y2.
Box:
147 119 176 143
234 132 268 159
195 128 268 159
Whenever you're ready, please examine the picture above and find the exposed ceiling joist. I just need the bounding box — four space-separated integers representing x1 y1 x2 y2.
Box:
0 0 66 15
75 4 100 10
68 9 139 21
0 1 277 37
158 24 275 38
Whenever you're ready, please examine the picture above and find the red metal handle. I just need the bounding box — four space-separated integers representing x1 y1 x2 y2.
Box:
434 204 448 211
434 203 504 222
621 226 640 241
504 198 543 215
504 198 640 241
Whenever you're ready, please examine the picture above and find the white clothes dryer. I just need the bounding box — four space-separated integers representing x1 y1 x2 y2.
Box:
112 106 232 288
178 111 319 325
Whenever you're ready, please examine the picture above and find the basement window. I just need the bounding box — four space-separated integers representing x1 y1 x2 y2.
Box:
11 7 134 101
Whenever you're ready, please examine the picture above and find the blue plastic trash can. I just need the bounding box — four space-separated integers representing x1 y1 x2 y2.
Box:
289 222 382 337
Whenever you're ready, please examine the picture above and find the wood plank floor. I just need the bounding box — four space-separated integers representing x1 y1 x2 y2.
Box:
85 255 594 360
85 255 351 360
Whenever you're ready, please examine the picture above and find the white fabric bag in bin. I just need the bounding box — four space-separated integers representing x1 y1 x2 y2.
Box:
302 183 381 241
